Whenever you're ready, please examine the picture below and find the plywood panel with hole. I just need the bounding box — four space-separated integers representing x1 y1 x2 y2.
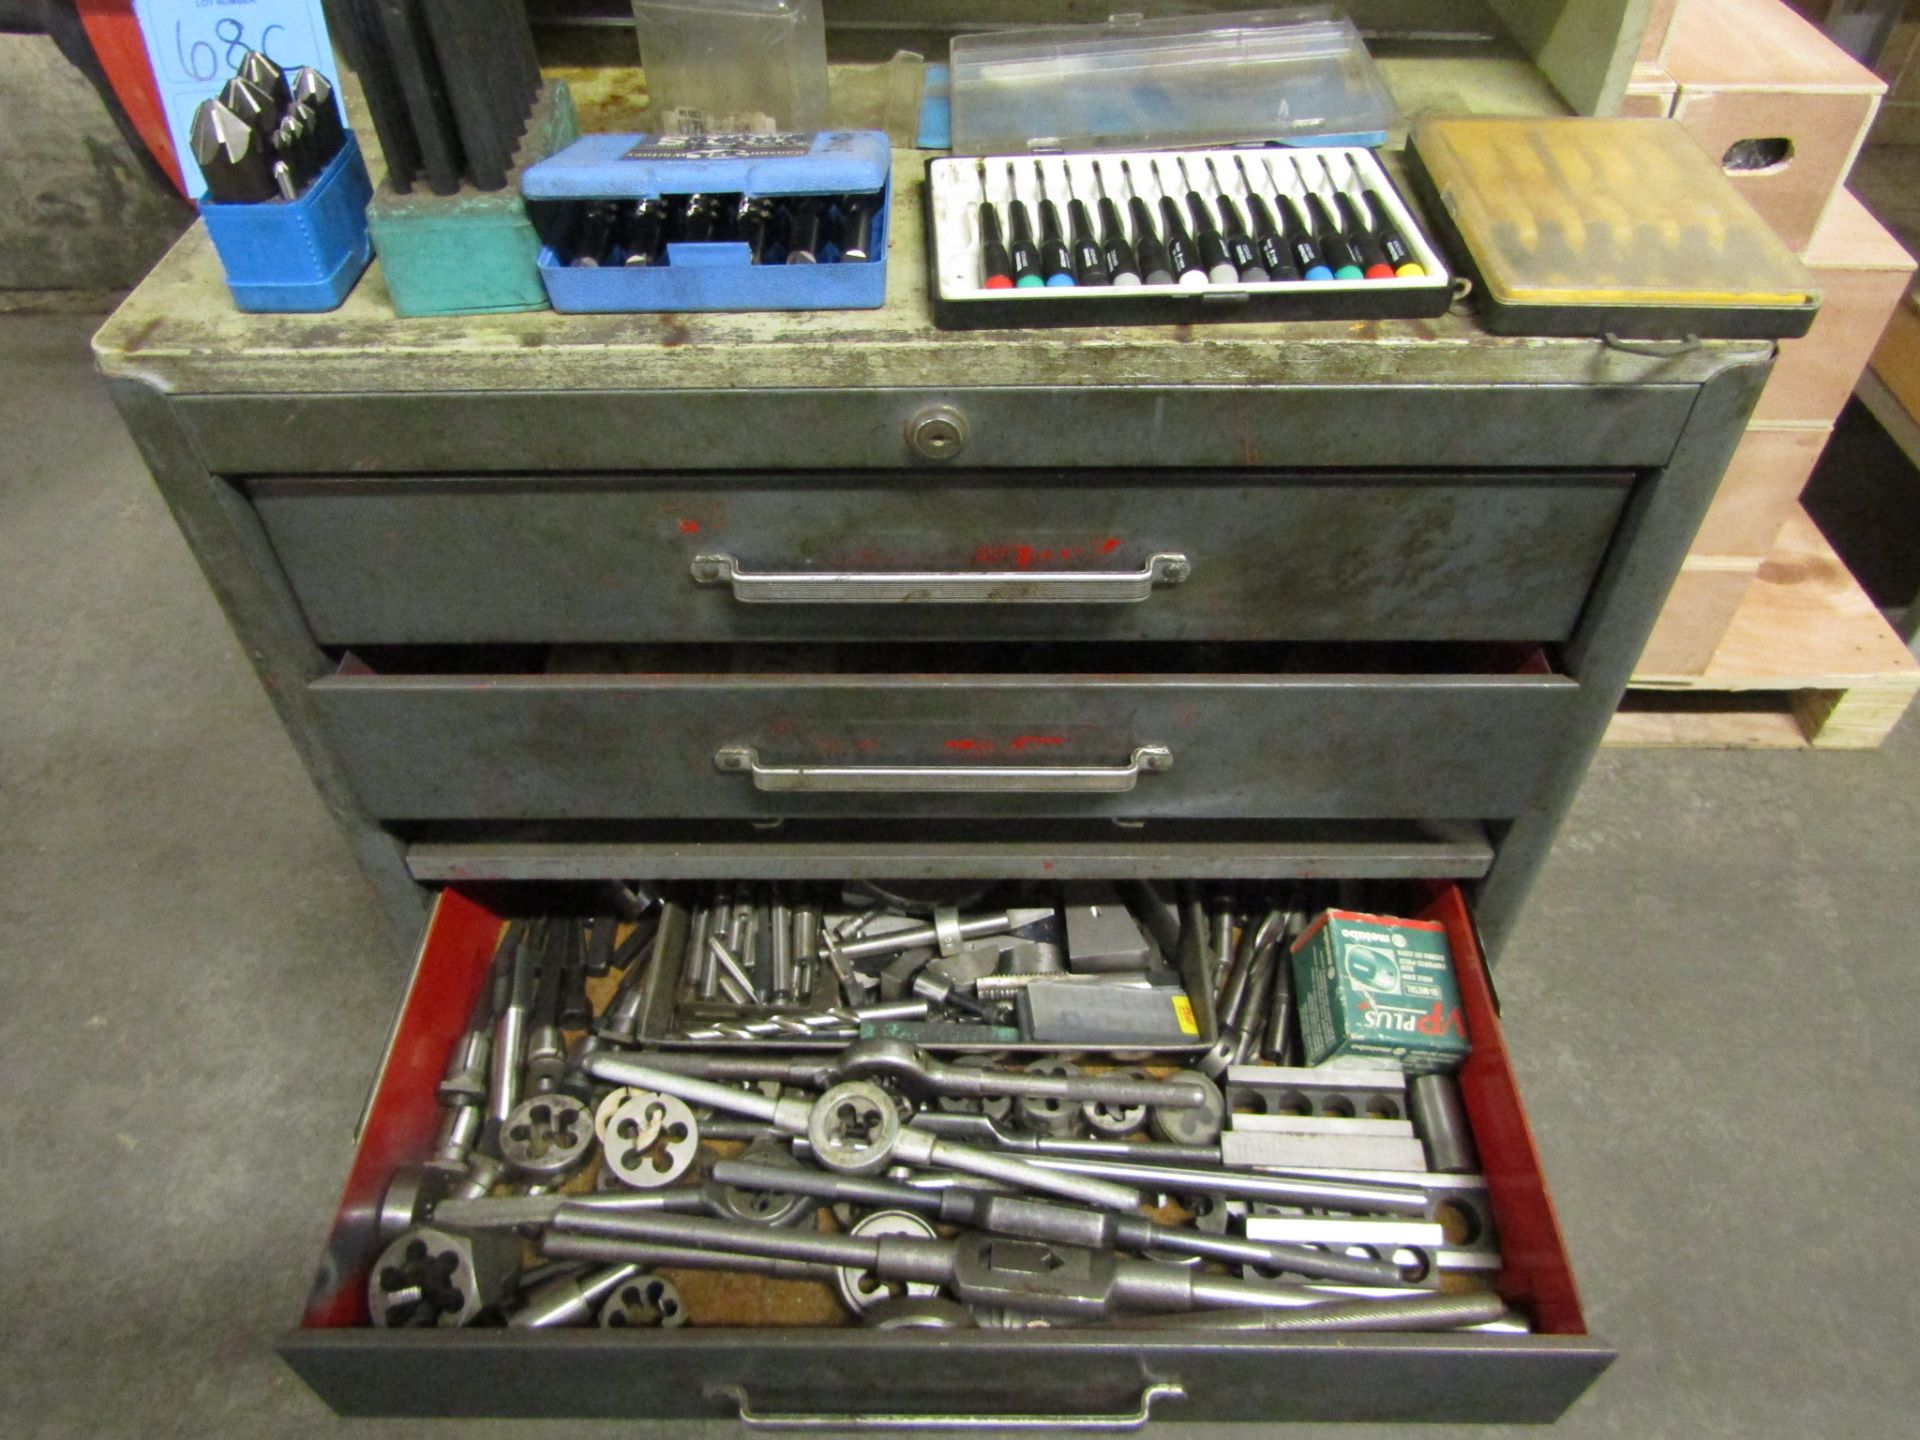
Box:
1666 0 1885 250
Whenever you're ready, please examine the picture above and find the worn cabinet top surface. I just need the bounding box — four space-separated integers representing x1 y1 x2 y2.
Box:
94 153 1770 397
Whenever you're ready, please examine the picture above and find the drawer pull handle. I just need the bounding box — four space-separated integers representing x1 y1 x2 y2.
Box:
716 1381 1186 1431
690 552 1191 604
715 745 1174 794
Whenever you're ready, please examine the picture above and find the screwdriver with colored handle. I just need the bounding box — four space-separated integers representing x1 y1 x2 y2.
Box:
1207 156 1266 283
1004 162 1043 288
1151 160 1204 287
1236 155 1296 281
976 160 1014 289
1359 185 1425 277
1304 164 1364 281
1179 157 1238 285
1034 164 1075 286
1059 163 1111 285
1091 165 1141 286
1335 190 1390 279
1119 160 1173 286
1268 159 1332 281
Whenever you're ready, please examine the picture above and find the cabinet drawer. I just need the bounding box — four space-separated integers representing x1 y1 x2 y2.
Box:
252 471 1630 646
310 653 1580 823
281 880 1609 1423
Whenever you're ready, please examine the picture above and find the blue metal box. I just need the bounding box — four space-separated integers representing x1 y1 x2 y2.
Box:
522 130 890 313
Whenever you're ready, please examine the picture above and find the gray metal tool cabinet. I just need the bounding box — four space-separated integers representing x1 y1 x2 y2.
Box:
94 154 1772 1425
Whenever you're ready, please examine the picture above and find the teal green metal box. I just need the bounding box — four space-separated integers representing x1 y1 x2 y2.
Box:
367 80 580 317
1291 909 1471 1073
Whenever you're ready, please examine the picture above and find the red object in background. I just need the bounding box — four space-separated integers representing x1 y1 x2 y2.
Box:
76 0 184 195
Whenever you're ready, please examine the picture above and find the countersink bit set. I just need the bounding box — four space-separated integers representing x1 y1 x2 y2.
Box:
366 886 1513 1334
190 54 348 205
926 146 1452 327
523 129 893 312
552 192 883 270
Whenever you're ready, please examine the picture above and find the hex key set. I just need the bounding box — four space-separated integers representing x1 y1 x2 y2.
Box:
925 147 1452 328
357 882 1514 1335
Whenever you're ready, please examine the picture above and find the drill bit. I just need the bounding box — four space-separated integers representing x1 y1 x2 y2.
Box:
190 99 276 204
217 76 275 140
237 49 291 111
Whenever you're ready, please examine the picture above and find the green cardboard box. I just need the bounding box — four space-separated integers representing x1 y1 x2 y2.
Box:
1290 909 1471 1073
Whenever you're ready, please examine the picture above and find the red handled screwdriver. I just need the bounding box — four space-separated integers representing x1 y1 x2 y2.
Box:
976 160 1014 289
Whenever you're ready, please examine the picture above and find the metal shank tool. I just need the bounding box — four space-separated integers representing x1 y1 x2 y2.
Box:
552 1209 1394 1321
586 1055 1141 1211
708 1159 1406 1285
639 1039 1208 1110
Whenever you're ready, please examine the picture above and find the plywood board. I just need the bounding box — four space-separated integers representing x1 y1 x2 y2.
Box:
1692 422 1828 558
1642 507 1920 688
1637 562 1761 675
1671 87 1879 251
1869 290 1920 435
1755 190 1915 421
1623 62 1678 117
1664 0 1886 91
1637 0 1682 64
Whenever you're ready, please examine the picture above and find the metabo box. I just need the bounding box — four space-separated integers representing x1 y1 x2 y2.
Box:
1291 909 1471 1073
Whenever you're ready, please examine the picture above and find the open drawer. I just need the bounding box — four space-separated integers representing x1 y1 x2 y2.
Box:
281 878 1610 1424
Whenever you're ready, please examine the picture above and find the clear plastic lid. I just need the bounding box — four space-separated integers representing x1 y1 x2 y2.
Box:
1412 117 1819 309
949 7 1395 155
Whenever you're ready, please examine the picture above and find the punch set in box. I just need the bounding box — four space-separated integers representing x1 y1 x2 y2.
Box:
926 146 1452 329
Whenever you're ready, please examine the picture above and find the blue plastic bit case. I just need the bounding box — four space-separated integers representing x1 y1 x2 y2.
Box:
199 135 375 314
522 130 891 313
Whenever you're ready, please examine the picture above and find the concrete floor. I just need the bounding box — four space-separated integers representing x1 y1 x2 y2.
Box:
2 308 1916 1439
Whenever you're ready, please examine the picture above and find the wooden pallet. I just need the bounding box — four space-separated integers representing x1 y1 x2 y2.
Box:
1608 507 1920 749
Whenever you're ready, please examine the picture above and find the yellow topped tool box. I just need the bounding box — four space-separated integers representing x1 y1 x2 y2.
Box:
1407 116 1819 339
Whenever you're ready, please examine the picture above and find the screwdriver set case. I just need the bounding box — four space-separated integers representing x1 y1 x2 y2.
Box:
199 135 375 313
926 147 1450 330
948 6 1396 156
523 130 891 313
1405 117 1821 340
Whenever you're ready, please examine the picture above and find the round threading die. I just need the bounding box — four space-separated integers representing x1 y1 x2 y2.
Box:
834 1210 942 1315
1015 1058 1084 1138
807 1080 901 1176
598 1273 688 1329
499 1095 593 1181
595 1086 663 1151
602 1091 701 1189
